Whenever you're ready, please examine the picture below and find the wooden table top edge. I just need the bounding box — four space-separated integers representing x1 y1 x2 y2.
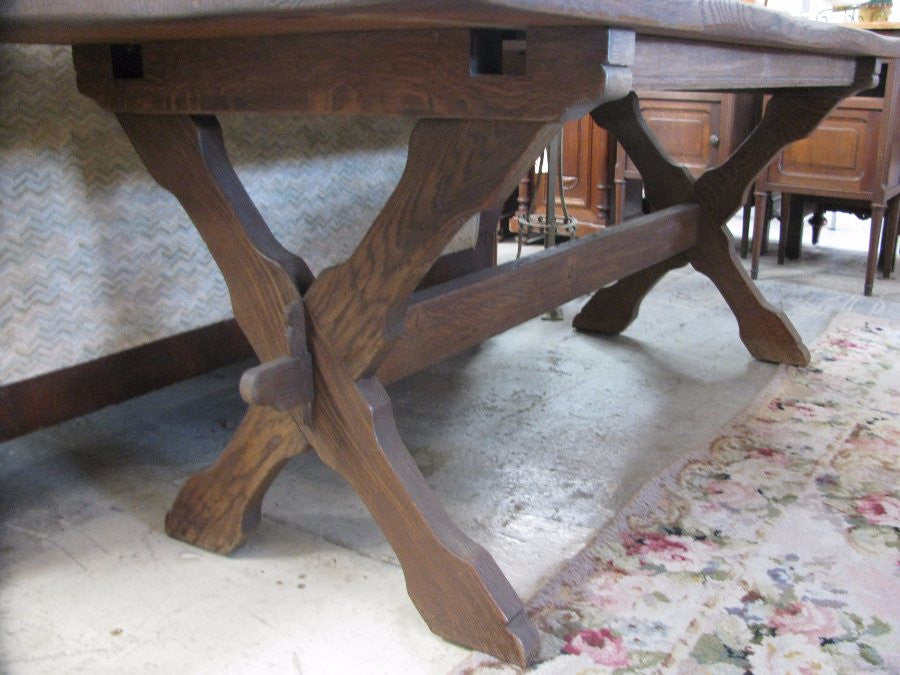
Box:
2 0 899 60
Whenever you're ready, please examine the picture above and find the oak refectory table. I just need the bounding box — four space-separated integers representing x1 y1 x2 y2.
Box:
3 1 899 665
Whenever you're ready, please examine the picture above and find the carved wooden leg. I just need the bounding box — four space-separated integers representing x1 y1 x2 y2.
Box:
689 225 809 365
166 405 309 553
306 333 540 662
118 113 312 557
583 89 864 365
865 202 886 296
574 94 694 334
297 118 557 663
121 111 556 663
571 256 685 334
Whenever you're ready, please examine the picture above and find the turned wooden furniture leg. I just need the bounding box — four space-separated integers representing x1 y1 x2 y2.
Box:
778 192 792 266
166 405 309 553
809 204 827 245
865 202 886 295
750 189 768 279
120 111 556 664
740 199 752 259
784 196 806 260
882 195 899 277
580 88 865 365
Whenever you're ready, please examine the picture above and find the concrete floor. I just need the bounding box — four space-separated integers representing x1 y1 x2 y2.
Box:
1 214 898 674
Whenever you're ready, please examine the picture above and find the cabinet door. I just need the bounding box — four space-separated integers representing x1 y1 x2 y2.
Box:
626 98 722 178
766 103 883 199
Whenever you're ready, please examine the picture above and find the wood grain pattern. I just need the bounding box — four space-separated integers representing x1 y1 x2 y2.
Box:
378 204 700 384
166 404 309 554
632 37 863 91
4 0 900 59
577 90 836 365
116 114 310 363
119 114 316 555
74 28 630 121
687 90 869 364
121 112 546 661
304 118 558 379
238 302 314 421
302 319 540 665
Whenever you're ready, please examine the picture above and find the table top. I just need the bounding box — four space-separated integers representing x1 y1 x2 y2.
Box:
2 0 900 58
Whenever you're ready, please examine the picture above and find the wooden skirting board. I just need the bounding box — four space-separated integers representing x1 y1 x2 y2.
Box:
0 319 253 442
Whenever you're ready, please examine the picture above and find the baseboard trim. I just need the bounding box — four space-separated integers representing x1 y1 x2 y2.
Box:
0 320 253 442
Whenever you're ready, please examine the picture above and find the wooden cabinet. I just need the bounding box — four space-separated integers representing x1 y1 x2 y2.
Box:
513 92 756 237
752 27 900 296
614 91 758 222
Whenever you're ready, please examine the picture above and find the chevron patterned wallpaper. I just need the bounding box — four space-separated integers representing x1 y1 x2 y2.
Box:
1 45 476 386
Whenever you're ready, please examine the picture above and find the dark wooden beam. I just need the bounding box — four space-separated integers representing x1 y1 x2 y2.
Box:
377 204 700 384
73 27 632 121
0 320 253 442
632 36 867 92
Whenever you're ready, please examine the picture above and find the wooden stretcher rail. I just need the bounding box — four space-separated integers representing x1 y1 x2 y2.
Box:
376 203 700 384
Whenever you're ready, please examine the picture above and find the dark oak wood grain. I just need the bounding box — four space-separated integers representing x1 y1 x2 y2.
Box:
4 0 900 60
238 302 314 421
121 112 547 663
166 404 310 554
574 87 873 366
74 28 632 122
302 323 540 664
378 204 700 384
0 319 252 442
8 3 900 665
304 118 559 379
116 114 310 363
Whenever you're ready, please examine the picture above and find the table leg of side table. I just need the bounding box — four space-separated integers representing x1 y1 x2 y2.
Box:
119 112 558 665
883 195 899 278
576 90 860 366
865 202 886 296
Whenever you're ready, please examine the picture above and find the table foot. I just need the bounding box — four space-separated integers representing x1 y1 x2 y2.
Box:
572 257 686 335
166 405 309 554
689 228 810 366
304 333 541 665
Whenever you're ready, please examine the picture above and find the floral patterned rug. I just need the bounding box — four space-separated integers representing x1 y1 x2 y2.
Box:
454 313 899 674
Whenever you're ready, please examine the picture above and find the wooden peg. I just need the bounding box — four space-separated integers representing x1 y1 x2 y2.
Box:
239 302 314 422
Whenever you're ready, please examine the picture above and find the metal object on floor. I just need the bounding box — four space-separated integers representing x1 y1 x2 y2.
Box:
516 130 579 320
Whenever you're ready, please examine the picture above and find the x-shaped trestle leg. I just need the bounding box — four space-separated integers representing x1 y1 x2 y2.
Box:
118 112 557 665
574 88 871 366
